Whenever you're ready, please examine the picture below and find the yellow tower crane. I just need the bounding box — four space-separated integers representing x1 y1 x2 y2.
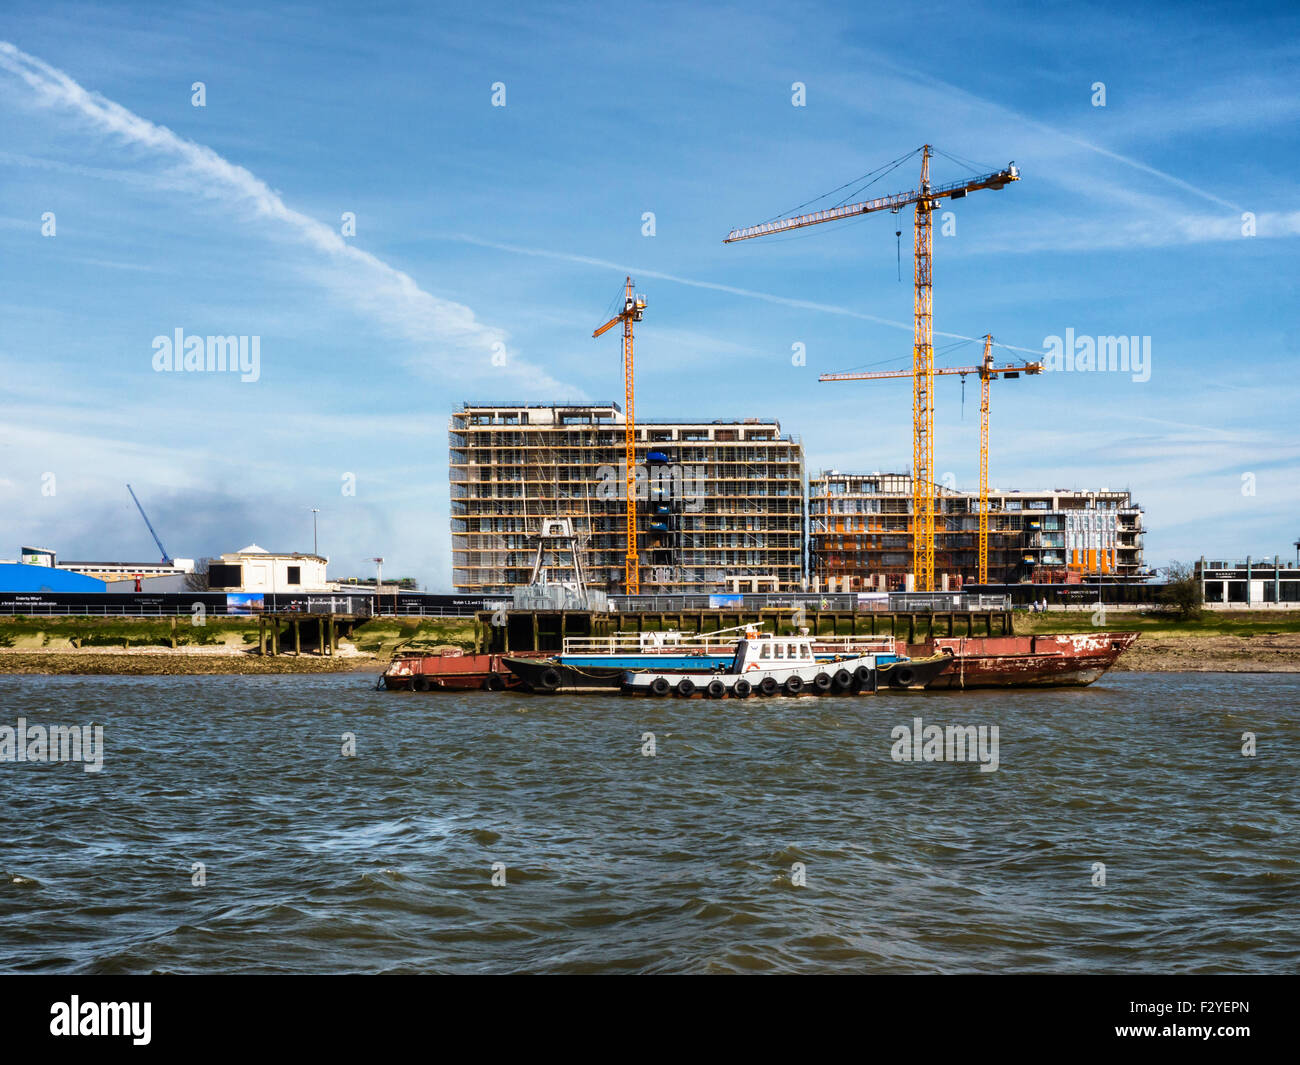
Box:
820 335 1041 585
593 277 648 594
725 146 1019 590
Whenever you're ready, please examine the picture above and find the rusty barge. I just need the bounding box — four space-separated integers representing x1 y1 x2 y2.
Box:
906 631 1139 689
380 649 546 692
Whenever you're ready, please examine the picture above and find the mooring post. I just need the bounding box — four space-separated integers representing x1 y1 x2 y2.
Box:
259 616 266 656
294 619 301 656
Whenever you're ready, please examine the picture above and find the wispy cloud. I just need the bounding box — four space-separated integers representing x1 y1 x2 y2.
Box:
448 234 1047 356
0 40 574 394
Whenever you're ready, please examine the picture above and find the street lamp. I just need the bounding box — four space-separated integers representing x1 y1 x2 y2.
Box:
371 557 384 616
311 508 320 556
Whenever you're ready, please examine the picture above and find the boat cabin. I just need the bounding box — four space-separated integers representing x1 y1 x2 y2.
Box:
731 635 818 671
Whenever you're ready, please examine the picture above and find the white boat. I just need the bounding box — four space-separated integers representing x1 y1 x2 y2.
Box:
621 631 880 698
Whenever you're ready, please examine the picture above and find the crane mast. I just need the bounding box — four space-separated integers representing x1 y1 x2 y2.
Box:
593 277 648 594
978 334 993 585
913 147 936 591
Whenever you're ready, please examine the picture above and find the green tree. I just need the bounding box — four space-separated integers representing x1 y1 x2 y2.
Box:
1156 560 1203 619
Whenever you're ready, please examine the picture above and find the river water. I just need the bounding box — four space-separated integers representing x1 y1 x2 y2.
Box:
0 672 1295 974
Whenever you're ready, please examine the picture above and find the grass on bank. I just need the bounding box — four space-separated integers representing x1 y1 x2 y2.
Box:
1015 609 1300 638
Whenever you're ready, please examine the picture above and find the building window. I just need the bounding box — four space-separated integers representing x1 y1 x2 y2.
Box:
208 563 241 588
287 566 301 586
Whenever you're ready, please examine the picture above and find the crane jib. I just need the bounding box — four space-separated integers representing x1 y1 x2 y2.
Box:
724 165 1017 243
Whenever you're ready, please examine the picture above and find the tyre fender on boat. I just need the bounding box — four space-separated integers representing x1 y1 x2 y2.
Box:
833 669 853 691
892 666 915 688
650 676 671 697
415 676 432 692
732 678 752 698
483 673 505 692
676 678 696 698
784 675 804 696
759 676 779 696
537 667 561 693
706 679 726 699
813 672 832 693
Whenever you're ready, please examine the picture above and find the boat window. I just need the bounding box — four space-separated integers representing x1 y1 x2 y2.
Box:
760 644 770 659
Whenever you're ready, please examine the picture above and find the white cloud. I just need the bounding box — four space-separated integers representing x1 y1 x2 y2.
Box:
0 40 574 395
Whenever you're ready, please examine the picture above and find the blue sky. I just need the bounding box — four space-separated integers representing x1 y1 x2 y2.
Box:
1 0 1297 587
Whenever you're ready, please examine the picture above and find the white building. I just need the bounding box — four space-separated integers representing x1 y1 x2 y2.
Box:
207 545 330 593
9 546 197 587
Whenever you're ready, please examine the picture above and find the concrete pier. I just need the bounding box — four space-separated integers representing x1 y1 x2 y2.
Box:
258 612 359 657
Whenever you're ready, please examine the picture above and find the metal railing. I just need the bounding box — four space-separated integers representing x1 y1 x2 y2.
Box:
610 591 1010 613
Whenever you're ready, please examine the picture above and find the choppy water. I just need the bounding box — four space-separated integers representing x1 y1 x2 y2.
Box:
1 672 1296 973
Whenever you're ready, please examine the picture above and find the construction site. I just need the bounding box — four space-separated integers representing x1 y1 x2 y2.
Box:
809 473 1145 591
449 402 806 594
448 145 1152 599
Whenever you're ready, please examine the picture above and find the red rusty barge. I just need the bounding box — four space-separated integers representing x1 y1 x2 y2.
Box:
904 631 1139 689
380 649 545 692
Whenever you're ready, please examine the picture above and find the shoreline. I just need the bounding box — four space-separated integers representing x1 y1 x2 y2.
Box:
2 633 1300 675
2 614 1299 676
0 648 383 675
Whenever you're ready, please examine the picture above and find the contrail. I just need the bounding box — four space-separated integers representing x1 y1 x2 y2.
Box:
449 234 1047 357
0 40 572 392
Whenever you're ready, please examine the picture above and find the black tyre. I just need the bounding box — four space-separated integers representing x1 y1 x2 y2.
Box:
784 675 804 696
854 665 872 684
732 678 752 698
537 667 562 693
650 676 671 697
705 679 725 699
676 678 696 697
759 677 779 696
483 673 505 692
813 672 833 693
892 667 915 688
416 676 432 692
833 669 853 691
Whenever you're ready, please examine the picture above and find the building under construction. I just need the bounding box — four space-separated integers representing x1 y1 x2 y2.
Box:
450 402 805 594
809 471 1145 591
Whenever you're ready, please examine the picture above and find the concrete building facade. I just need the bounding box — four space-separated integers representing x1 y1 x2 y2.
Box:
207 545 330 593
809 471 1145 590
450 402 805 594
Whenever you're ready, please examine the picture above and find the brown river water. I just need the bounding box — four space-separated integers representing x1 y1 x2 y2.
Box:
0 671 1296 973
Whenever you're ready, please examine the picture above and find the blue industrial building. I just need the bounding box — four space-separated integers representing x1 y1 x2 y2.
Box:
0 564 107 594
